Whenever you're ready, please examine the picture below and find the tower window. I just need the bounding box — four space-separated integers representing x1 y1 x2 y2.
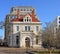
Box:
14 9 16 11
30 9 32 11
21 9 23 11
24 9 26 11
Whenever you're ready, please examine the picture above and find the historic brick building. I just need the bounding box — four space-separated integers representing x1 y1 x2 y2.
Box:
4 6 42 48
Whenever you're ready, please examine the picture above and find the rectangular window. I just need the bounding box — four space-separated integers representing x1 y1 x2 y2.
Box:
17 26 19 31
9 36 10 44
25 26 27 31
25 26 30 31
36 36 38 44
36 26 39 31
16 36 19 45
28 26 30 31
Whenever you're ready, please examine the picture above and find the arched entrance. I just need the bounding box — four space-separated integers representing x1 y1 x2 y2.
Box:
25 37 30 47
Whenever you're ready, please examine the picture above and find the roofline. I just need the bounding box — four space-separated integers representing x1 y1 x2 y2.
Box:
10 22 42 24
12 6 34 8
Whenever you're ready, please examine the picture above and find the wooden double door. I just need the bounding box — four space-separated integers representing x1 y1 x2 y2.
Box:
25 37 30 47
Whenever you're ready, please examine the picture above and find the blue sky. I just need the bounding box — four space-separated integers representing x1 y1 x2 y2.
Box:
0 0 60 39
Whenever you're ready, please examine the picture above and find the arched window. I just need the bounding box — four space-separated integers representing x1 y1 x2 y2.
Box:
24 17 31 22
27 17 29 22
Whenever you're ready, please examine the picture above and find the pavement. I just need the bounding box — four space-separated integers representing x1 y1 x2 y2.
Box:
0 47 35 54
0 51 34 54
0 47 47 54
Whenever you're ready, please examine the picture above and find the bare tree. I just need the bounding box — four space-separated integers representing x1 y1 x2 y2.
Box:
42 22 56 54
0 21 5 46
56 28 60 48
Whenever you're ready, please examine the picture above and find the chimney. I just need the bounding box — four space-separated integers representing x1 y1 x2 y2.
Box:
17 9 20 18
32 9 35 17
32 9 35 15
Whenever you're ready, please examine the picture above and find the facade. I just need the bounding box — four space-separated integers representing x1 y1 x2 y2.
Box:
4 6 42 48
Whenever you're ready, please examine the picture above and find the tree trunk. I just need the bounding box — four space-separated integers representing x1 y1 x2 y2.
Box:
50 50 52 54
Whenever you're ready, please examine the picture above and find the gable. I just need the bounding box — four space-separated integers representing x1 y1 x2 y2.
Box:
12 14 40 22
23 14 32 22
